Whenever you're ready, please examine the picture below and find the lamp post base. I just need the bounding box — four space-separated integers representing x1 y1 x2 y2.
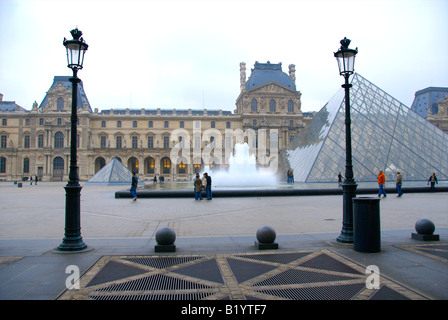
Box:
337 181 357 243
58 184 87 252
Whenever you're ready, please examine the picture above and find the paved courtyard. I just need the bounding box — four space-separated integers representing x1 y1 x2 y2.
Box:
0 182 447 302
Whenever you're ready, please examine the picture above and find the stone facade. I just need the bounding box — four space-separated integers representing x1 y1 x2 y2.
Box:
0 62 313 182
427 93 448 134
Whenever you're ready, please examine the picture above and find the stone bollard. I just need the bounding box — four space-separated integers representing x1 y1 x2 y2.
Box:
255 226 278 250
411 219 439 241
155 227 176 252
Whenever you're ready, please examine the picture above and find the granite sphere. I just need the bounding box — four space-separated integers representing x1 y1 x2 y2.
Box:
155 227 176 245
256 226 276 243
415 219 435 235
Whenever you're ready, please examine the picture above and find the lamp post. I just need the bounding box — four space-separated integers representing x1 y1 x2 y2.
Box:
57 28 88 251
334 37 358 243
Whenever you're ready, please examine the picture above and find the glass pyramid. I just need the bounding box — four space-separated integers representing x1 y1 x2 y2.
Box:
280 73 448 183
85 157 144 185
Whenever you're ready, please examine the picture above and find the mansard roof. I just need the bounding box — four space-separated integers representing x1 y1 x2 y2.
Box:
246 61 296 91
0 101 26 112
39 76 92 112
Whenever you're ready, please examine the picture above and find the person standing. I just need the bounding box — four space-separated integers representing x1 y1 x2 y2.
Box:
194 173 203 200
377 170 387 198
130 171 138 201
338 172 343 185
427 172 438 190
395 171 403 197
204 172 212 200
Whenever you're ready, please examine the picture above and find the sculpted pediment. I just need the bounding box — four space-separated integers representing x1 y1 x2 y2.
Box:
248 82 296 94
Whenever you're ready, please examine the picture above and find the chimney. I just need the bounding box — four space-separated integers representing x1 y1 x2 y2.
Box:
289 64 296 84
0 93 3 102
240 62 246 92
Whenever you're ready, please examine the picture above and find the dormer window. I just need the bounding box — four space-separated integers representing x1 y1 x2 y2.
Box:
57 97 64 111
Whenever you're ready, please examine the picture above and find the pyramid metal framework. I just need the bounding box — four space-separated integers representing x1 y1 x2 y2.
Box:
280 73 448 183
86 158 144 185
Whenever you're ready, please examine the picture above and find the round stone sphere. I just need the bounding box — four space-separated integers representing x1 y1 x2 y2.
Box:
415 219 435 235
256 226 276 244
155 227 176 245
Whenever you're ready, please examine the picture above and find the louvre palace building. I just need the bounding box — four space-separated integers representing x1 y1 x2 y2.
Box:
0 61 315 182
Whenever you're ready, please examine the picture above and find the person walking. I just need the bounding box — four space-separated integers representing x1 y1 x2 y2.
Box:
395 171 403 197
204 172 212 200
194 173 203 200
130 171 138 201
427 172 438 191
377 170 387 198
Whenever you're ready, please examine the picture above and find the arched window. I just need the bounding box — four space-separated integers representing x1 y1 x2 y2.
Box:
128 157 139 173
269 99 276 112
94 157 106 173
57 97 64 111
161 157 171 174
251 99 258 112
145 157 155 174
54 132 64 149
288 100 294 113
178 161 186 174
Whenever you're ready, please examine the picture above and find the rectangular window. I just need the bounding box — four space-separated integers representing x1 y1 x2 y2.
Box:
100 136 106 149
194 136 201 149
1 135 7 148
38 134 44 148
23 158 29 174
116 136 122 149
24 135 30 148
163 136 169 149
148 136 154 149
2 119 6 126
132 136 138 149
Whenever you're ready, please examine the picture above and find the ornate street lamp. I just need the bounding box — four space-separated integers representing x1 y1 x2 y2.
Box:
57 28 88 251
334 37 358 243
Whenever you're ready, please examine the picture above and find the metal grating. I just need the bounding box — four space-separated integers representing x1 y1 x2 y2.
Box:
88 292 214 300
226 258 277 284
172 258 225 284
257 283 365 300
299 253 363 275
123 256 204 269
95 273 214 292
369 285 410 300
252 268 356 286
86 261 147 287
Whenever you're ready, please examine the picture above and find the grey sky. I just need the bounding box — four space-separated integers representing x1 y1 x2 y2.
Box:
1 0 447 112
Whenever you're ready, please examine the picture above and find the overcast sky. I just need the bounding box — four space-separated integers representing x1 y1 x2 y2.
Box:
1 0 447 113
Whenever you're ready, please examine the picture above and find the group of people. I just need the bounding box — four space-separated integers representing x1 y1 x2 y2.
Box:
377 170 439 198
152 175 165 183
193 172 212 200
28 175 39 185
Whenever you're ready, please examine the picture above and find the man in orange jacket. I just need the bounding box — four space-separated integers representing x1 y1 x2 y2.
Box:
378 170 387 198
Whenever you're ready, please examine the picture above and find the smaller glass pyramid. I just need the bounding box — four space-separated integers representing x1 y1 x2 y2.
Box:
279 73 448 183
85 158 144 185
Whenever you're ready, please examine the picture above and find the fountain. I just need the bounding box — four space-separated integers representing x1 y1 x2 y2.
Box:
206 143 278 188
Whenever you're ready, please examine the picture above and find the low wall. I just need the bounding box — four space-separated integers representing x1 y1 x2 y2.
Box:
115 186 448 199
